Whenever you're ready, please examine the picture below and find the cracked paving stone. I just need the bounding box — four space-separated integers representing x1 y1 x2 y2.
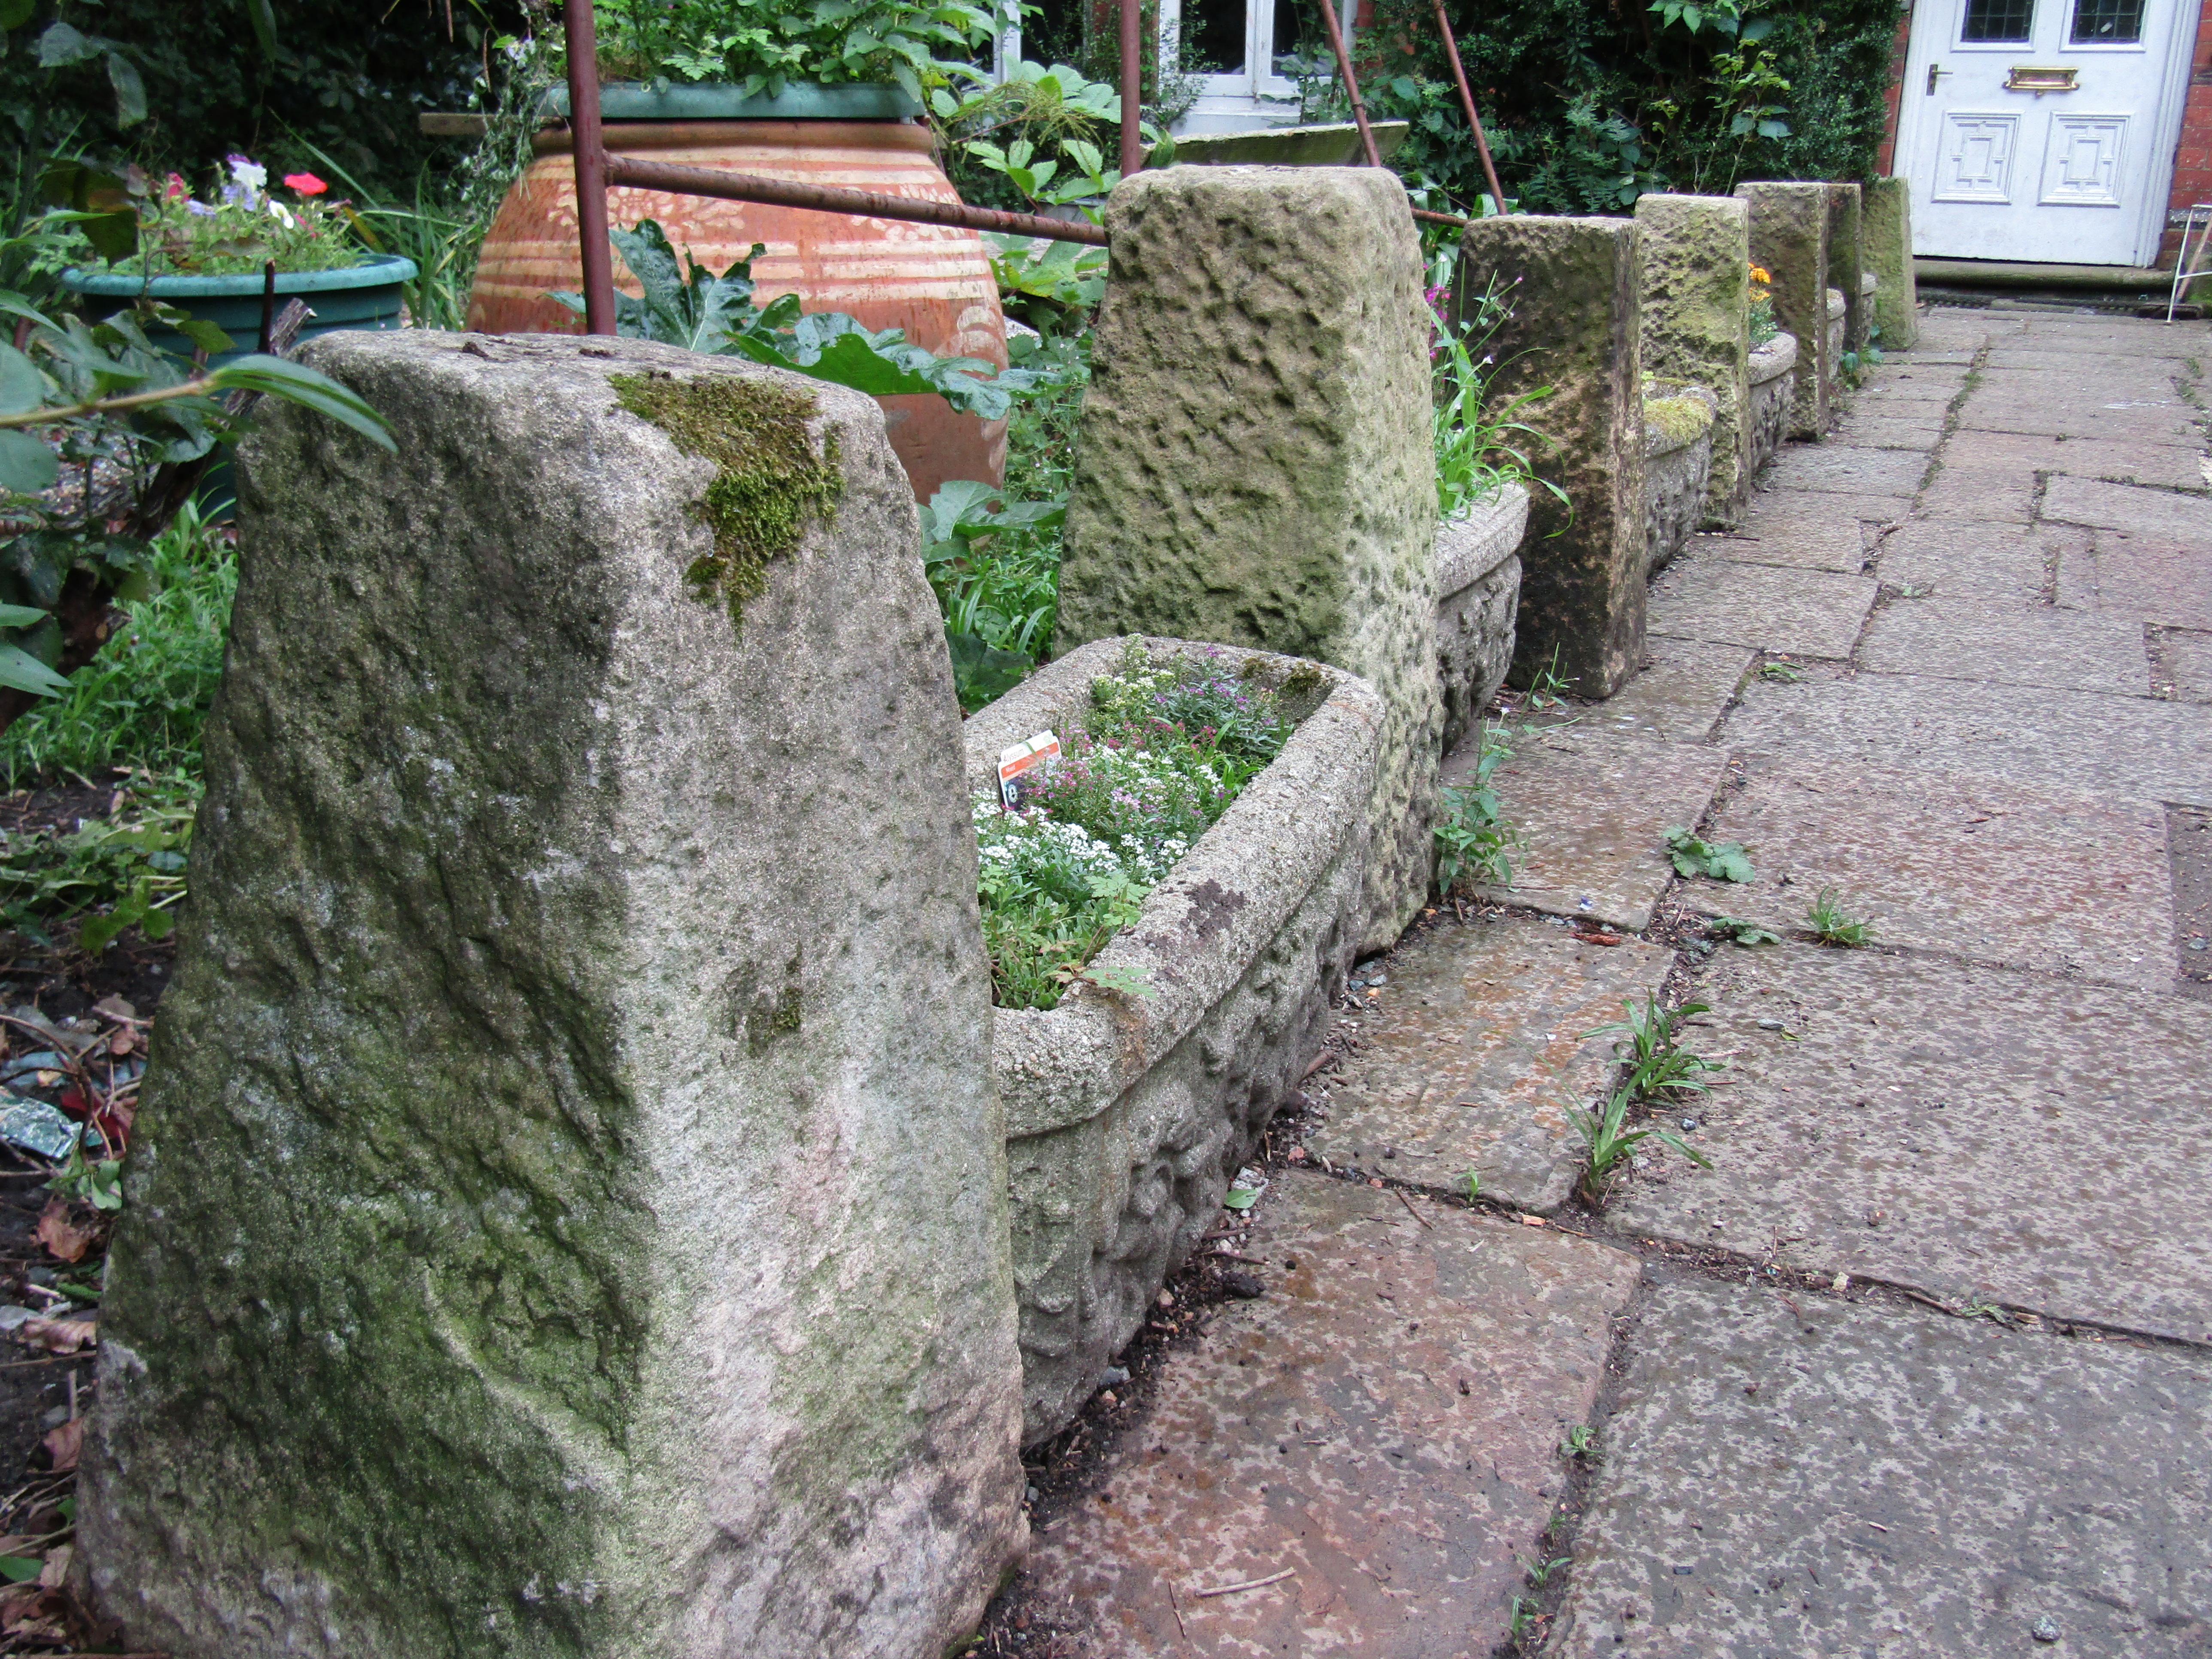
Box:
2163 628 2212 704
1720 669 2212 808
1856 591 2151 696
2057 534 2212 632
1762 445 1930 497
1941 430 2209 490
1310 912 1673 1212
2042 477 2212 541
1544 1273 2212 1659
1824 416 1945 452
1526 636 1755 743
1608 943 2212 1340
1648 553 1881 659
1872 520 2081 600
1681 755 2176 991
1020 1168 1641 1659
1719 510 1874 574
1443 726 1727 932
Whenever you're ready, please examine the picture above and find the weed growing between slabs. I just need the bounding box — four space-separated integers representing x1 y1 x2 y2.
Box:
977 643 1294 1010
1568 993 1723 1200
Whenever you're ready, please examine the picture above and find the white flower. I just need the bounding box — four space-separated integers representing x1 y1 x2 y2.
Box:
269 200 296 228
226 155 268 191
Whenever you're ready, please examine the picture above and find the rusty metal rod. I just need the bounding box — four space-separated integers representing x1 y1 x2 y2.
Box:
1120 0 1143 176
1432 0 1508 215
600 154 1112 245
1410 206 1471 227
1314 0 1382 169
562 0 617 333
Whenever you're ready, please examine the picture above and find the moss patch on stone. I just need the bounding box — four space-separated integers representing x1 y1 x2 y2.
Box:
1643 394 1716 454
611 371 844 628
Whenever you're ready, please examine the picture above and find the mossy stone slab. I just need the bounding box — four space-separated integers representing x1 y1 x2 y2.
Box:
1862 176 1919 350
1636 193 1753 527
1737 182 1833 440
82 333 1025 1659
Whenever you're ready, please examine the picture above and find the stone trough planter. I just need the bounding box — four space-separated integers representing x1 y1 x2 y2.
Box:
1435 482 1528 754
1642 385 1717 578
1747 331 1798 480
964 636 1384 1443
1825 287 1847 403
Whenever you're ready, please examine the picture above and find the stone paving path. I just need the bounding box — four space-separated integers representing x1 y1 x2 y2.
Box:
1000 308 2212 1657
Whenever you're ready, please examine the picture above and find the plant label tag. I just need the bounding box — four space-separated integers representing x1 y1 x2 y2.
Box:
997 731 1061 811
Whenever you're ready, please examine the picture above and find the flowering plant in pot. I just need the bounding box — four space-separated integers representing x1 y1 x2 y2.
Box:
114 158 363 278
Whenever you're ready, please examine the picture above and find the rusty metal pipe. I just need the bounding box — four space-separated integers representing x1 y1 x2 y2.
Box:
599 155 1111 246
1315 0 1382 169
1120 0 1143 176
561 0 617 333
1431 0 1508 215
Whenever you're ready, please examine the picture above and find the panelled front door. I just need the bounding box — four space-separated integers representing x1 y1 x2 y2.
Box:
1896 0 2193 265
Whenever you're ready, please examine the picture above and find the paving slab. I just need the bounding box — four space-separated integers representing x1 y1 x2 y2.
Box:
1608 944 2212 1340
2057 534 2212 631
1954 393 2200 446
1720 669 2212 808
1762 445 1929 497
1682 755 2175 991
2041 475 2212 539
1648 553 1880 659
1022 1170 1644 1659
1530 635 1755 743
1940 429 2209 489
1872 519 2075 599
1984 346 2200 373
2013 317 2212 356
1823 415 1944 452
2162 626 2212 702
1446 726 1727 930
1311 913 1674 1211
1913 466 2036 523
2173 806 2212 1002
1855 591 2151 696
1546 1275 2212 1659
1726 506 1875 573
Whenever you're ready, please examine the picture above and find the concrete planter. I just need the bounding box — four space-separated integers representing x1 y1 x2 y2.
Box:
1643 386 1718 577
964 637 1383 1443
1747 331 1798 480
1435 483 1528 754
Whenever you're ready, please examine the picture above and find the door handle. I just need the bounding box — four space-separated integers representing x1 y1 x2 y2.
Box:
1926 63 1950 94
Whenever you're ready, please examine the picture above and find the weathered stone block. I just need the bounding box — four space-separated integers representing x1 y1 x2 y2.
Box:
1057 166 1437 950
1737 182 1832 438
1454 215 1647 699
1826 286 1847 399
1747 331 1798 477
1644 385 1717 576
1633 192 1752 527
1436 483 1529 753
1863 176 1920 350
1824 181 1865 357
83 333 1025 1659
962 638 1382 1442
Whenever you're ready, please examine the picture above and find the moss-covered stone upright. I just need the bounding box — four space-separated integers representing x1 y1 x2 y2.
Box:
1825 182 1867 359
1454 215 1647 699
1635 193 1753 529
79 333 1025 1659
1057 166 1438 951
1738 181 1834 439
1863 177 1920 351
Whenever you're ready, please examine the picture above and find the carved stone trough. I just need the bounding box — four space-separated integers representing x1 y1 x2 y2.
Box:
1747 331 1798 481
963 636 1384 1443
1434 482 1528 755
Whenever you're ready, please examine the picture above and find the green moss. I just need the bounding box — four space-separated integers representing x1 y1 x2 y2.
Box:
1643 393 1715 454
610 371 845 628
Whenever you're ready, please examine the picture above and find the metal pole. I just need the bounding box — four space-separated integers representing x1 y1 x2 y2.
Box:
1119 0 1143 176
1431 0 1508 215
1316 0 1382 169
601 155 1111 246
562 0 617 334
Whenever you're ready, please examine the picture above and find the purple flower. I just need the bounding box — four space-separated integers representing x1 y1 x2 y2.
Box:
185 200 218 217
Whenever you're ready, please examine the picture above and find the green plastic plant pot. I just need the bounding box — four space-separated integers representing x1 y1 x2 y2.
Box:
59 253 419 366
538 81 923 120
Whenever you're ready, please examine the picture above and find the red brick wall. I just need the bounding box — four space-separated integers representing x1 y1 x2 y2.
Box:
1878 0 2212 269
2164 0 2212 266
1873 8 1914 176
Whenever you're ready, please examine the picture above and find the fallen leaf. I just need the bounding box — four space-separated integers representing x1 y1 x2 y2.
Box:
91 996 137 1024
36 1544 68 1588
1518 1214 1547 1228
33 1200 94 1264
40 1419 81 1474
15 1316 95 1354
106 1028 135 1057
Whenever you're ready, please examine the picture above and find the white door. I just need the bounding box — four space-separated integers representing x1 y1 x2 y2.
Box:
1896 0 2194 266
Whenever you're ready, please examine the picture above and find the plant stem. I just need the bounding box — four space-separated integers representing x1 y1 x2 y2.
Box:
0 378 220 431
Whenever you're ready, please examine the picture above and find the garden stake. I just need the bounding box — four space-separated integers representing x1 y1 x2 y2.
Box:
600 155 1109 245
1314 0 1382 169
1120 0 1143 176
256 260 276 356
1431 0 1509 214
562 0 618 334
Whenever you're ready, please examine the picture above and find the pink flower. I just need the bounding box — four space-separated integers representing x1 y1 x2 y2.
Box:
284 172 328 196
164 172 189 199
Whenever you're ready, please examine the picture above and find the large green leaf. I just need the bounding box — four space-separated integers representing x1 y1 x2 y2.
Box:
0 431 58 495
0 345 43 417
0 641 67 698
0 604 49 629
211 355 397 451
106 49 147 127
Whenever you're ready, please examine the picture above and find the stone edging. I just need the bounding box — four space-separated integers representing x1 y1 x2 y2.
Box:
1749 331 1799 388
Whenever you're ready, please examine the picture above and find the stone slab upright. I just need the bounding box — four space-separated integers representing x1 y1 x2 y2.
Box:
82 334 1026 1659
1863 176 1920 350
1738 181 1833 439
1454 214 1647 698
1635 193 1753 529
1826 181 1866 357
1057 166 1437 951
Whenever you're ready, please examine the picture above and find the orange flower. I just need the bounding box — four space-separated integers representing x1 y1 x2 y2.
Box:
1749 265 1771 283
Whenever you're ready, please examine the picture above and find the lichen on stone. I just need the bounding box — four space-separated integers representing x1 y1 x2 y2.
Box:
610 370 844 628
1643 394 1716 454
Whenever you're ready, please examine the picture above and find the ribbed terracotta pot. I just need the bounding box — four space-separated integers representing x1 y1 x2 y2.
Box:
468 114 1007 499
